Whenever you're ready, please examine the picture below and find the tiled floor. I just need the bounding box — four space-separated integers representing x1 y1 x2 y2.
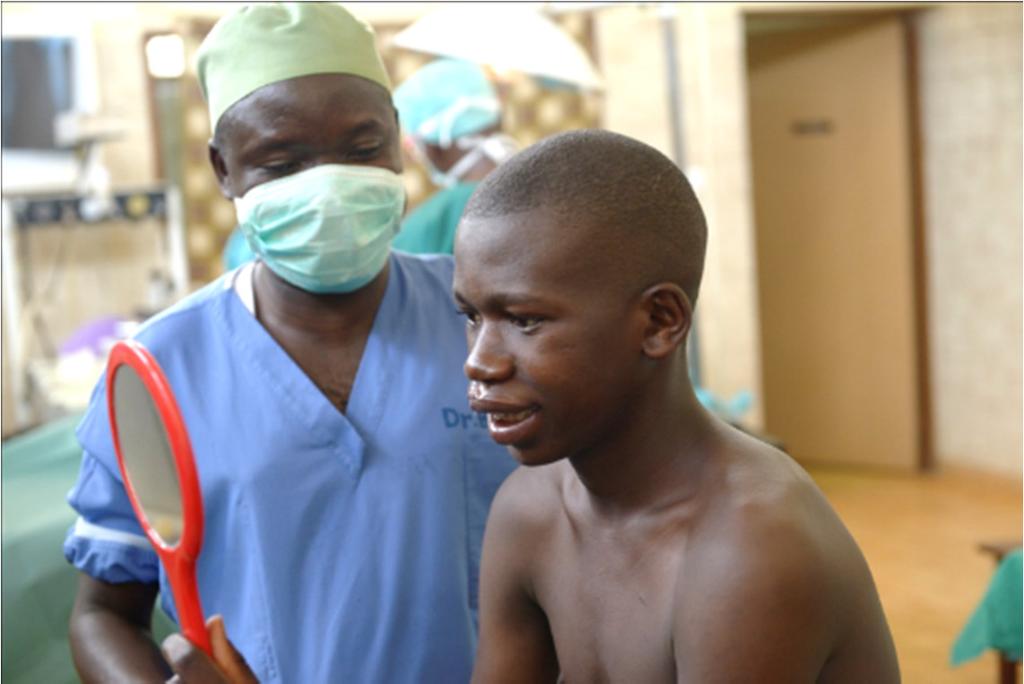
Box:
808 465 1022 683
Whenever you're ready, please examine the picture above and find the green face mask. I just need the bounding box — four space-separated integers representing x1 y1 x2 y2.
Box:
234 164 406 294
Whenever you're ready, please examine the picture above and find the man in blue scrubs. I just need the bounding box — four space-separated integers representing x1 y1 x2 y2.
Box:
63 5 515 682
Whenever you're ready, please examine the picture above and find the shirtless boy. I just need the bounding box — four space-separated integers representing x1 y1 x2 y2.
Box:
453 129 900 683
163 129 900 682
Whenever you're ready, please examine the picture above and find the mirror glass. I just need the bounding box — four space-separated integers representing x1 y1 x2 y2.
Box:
112 364 184 545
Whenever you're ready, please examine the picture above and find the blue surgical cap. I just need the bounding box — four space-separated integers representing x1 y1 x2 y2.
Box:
393 59 500 148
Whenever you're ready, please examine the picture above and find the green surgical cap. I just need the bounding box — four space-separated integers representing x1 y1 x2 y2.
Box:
197 3 391 132
393 59 500 147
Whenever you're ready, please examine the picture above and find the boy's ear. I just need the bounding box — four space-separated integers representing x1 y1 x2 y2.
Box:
208 141 233 199
639 283 692 360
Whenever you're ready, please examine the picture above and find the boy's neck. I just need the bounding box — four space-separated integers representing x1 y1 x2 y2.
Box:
567 376 721 521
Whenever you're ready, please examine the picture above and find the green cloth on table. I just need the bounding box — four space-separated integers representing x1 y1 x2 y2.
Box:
1 413 175 684
951 549 1023 666
393 182 478 256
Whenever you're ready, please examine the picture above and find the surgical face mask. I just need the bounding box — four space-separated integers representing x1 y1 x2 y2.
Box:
416 133 520 188
461 132 519 164
234 164 405 294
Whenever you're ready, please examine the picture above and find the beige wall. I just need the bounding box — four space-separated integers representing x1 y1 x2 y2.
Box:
597 4 765 429
90 12 157 187
916 3 1023 476
598 2 1022 474
4 3 1019 470
675 5 763 429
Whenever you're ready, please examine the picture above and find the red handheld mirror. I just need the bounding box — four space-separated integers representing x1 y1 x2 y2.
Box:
106 339 211 656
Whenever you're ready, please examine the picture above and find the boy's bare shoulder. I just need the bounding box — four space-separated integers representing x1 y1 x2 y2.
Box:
673 426 899 681
680 428 854 631
698 426 842 547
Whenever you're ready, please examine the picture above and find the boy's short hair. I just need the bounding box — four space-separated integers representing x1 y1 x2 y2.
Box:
462 129 708 305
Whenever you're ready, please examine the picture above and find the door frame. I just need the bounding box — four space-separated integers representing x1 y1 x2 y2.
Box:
901 11 934 471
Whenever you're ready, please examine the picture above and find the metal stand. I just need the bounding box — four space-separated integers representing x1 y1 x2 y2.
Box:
1 186 188 432
660 5 703 387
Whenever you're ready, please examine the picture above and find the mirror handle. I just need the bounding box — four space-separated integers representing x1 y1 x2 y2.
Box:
166 552 212 657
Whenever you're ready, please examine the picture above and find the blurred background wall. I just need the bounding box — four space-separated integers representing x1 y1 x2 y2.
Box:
916 3 1022 477
596 2 1022 478
2 1 1020 475
1 4 1020 684
606 1 1024 475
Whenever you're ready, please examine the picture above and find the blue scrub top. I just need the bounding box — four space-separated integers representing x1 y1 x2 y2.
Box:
64 252 517 683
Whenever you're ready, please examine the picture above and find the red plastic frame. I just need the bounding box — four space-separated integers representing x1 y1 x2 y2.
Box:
106 339 211 656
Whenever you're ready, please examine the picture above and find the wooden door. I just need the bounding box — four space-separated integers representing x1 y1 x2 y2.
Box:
746 13 923 470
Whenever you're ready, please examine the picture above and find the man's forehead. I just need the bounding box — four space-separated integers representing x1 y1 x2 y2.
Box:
233 74 392 120
218 74 395 151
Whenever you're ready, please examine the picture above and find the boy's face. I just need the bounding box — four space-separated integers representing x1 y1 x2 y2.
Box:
453 208 650 466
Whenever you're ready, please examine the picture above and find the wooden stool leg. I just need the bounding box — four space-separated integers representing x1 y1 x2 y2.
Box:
998 656 1018 684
